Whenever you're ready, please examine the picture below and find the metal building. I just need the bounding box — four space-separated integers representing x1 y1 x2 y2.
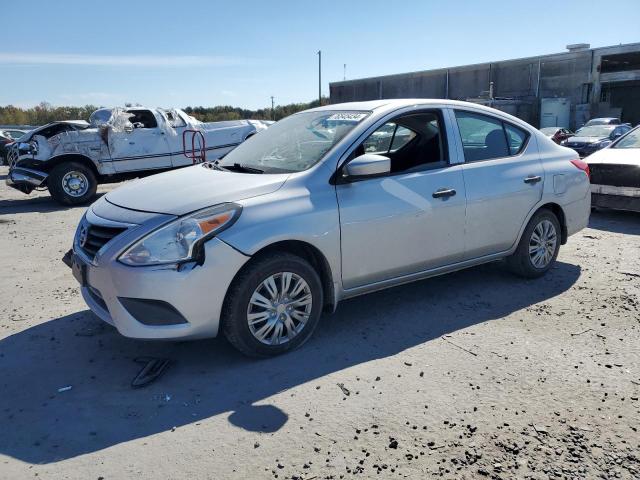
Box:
329 42 640 129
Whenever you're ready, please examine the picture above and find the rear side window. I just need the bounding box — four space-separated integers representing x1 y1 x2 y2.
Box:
455 110 529 162
505 123 527 155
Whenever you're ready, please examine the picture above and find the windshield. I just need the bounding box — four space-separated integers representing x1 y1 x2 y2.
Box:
613 128 640 149
574 126 615 137
585 119 616 126
218 110 369 173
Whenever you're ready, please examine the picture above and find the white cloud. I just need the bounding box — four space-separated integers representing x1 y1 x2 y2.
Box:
0 52 251 67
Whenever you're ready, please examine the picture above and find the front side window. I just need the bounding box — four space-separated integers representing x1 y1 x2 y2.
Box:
362 123 417 155
613 128 640 149
126 109 158 129
354 111 445 174
455 110 529 162
218 111 369 173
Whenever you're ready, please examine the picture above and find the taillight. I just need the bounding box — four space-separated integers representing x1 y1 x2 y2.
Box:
570 159 590 180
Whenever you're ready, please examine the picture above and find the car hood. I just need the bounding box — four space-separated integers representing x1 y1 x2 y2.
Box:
566 136 607 144
105 164 290 215
586 148 640 166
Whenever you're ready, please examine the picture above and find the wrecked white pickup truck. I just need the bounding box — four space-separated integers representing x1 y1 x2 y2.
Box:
6 107 270 204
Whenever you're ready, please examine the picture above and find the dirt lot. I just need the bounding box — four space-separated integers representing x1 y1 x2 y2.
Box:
0 165 639 480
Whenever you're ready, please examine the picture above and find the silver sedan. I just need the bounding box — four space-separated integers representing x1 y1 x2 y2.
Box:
67 99 591 356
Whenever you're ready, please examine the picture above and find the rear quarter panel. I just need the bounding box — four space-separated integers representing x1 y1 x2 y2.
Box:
537 134 591 236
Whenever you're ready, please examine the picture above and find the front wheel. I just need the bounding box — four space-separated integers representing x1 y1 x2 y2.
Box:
48 161 98 205
222 253 324 357
507 209 561 278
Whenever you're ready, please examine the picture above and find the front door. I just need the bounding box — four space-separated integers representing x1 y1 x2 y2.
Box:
336 110 467 290
109 109 171 172
453 109 544 259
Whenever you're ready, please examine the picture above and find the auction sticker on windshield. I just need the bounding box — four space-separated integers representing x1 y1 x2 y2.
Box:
326 113 368 122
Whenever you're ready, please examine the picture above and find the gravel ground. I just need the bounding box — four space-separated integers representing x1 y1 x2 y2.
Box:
0 165 639 480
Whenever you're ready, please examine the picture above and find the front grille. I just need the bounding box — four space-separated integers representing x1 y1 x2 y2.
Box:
590 163 640 188
79 224 128 260
7 145 18 168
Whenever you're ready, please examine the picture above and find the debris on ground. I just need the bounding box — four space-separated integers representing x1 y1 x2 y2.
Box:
131 357 171 388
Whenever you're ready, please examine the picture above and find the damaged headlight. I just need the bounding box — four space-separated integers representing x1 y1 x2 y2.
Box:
18 141 37 155
118 204 241 266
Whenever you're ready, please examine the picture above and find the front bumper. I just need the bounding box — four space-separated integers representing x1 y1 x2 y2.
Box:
68 211 250 340
6 167 48 194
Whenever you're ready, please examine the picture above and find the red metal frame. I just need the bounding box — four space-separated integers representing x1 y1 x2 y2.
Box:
182 129 206 164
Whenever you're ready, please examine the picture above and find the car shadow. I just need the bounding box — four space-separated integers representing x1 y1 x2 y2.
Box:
589 209 640 236
0 193 106 215
0 261 581 464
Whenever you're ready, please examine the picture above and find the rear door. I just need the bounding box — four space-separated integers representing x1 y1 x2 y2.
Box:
336 109 467 290
453 109 543 259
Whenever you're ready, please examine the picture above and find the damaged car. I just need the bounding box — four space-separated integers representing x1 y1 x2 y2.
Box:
588 125 640 212
6 107 270 205
65 99 591 357
562 124 631 158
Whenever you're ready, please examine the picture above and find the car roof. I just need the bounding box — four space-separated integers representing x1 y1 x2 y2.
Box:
307 98 535 130
311 98 509 112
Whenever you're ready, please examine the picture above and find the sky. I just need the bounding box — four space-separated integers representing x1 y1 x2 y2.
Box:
1 0 639 110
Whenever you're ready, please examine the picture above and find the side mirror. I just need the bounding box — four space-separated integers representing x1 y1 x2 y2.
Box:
343 153 390 180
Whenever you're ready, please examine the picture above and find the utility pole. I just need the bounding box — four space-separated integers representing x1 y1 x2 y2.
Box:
270 96 275 121
343 63 346 81
317 50 322 105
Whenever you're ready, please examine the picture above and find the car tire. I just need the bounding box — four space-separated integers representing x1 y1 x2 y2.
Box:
507 209 561 279
48 161 98 205
222 252 324 357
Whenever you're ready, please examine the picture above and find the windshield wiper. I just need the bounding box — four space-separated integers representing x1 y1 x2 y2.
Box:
220 163 264 174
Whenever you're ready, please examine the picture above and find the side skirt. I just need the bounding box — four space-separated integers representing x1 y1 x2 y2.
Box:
339 251 510 301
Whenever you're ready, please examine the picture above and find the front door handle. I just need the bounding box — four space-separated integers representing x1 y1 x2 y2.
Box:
432 188 456 199
524 175 542 184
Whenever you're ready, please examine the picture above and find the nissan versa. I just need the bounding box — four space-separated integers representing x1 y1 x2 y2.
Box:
66 100 591 357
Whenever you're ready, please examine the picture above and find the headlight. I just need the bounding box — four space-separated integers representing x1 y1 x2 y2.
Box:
118 203 241 266
593 140 611 149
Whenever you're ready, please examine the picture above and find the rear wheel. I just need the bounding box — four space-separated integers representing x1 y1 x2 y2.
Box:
48 161 97 205
507 209 561 278
222 253 323 357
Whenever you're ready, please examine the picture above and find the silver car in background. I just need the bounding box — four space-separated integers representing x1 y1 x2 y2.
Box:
66 99 591 357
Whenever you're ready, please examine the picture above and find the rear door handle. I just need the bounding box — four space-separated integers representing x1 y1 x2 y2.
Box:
524 175 542 184
432 188 456 199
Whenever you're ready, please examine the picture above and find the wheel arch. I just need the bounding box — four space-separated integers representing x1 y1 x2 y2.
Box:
515 202 568 250
540 202 568 245
231 239 336 312
44 154 100 177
